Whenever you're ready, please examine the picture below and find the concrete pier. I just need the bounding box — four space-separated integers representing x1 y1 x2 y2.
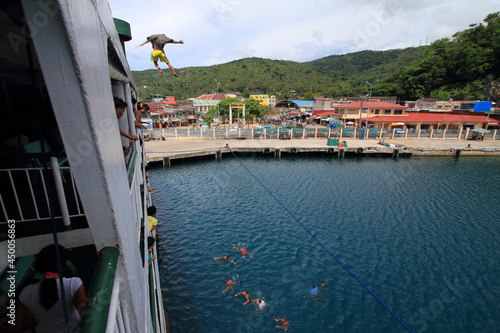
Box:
145 138 500 164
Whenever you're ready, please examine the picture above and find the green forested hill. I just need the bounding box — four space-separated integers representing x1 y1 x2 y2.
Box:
133 12 500 103
305 48 428 81
133 47 427 101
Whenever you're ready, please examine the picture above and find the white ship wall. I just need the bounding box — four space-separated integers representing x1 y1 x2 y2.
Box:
21 1 151 331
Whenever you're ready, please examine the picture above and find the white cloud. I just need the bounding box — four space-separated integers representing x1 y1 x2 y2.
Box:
108 0 499 70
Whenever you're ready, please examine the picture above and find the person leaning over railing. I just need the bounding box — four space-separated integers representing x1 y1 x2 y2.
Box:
114 97 138 156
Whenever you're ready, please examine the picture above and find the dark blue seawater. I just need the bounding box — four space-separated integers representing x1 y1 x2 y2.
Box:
149 155 500 333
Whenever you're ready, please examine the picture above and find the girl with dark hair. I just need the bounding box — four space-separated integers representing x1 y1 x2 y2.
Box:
11 244 87 333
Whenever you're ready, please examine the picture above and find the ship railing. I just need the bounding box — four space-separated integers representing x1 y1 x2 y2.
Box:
0 158 85 225
81 247 122 333
126 140 146 240
81 248 168 332
148 239 169 333
125 140 137 183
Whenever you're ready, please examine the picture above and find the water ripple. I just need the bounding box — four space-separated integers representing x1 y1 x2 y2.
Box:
150 156 500 333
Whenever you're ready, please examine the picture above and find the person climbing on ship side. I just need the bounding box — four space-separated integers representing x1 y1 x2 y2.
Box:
139 34 184 76
134 103 150 129
147 206 158 234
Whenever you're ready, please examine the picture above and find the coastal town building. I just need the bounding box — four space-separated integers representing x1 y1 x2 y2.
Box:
405 98 443 111
323 100 407 128
434 100 461 111
369 112 494 131
274 100 314 113
143 90 499 131
313 96 336 111
189 93 238 113
249 92 276 106
404 99 494 113
309 98 498 131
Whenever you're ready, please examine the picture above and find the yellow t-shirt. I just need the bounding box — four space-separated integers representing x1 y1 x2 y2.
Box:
148 216 158 231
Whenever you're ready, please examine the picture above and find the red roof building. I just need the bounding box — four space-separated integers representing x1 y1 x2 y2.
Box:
312 100 492 130
368 112 492 130
370 113 490 124
195 94 231 100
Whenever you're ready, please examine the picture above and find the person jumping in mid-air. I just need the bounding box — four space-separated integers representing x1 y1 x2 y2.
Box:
139 34 183 76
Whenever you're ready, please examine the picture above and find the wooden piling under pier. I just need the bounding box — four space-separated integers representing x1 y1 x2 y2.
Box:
147 146 415 165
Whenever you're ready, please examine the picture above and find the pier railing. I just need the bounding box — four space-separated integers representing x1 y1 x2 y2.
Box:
149 127 498 141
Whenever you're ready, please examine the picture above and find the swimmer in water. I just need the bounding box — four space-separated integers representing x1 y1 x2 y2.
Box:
275 318 290 331
253 298 267 311
214 255 236 264
233 247 250 256
234 291 252 305
222 279 234 294
310 284 319 297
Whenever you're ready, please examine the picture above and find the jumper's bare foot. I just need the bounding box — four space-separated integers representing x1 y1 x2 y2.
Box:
158 69 163 74
173 73 179 77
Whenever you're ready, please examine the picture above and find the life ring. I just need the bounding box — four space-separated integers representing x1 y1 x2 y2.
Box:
357 148 364 154
327 148 334 154
290 148 297 153
264 148 270 154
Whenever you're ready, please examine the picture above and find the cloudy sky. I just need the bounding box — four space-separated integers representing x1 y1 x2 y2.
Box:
108 0 499 71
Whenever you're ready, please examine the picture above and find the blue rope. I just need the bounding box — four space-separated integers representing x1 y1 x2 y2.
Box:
227 146 413 333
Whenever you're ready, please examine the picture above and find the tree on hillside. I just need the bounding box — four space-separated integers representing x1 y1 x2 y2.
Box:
397 54 446 100
397 12 500 100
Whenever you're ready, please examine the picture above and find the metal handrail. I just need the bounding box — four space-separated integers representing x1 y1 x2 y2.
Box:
81 247 120 333
0 166 84 224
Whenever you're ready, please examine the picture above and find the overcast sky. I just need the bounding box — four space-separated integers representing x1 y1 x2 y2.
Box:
107 0 499 71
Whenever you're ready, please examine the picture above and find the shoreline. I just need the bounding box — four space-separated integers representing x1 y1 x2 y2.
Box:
145 138 500 164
